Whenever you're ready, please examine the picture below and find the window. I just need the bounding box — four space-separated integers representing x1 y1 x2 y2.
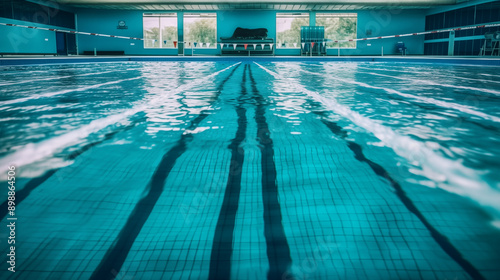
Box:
183 13 217 48
316 13 357 48
143 13 178 49
2 0 75 29
276 13 309 48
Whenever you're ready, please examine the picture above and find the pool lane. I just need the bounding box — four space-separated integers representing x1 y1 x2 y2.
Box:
0 63 240 280
254 63 473 279
0 61 235 221
0 121 174 280
208 64 248 279
116 64 245 279
248 65 292 280
319 114 484 280
91 63 241 280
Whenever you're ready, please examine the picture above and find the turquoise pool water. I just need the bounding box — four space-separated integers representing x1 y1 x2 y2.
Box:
0 61 499 280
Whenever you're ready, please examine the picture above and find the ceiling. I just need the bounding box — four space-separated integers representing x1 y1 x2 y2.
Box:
53 0 468 10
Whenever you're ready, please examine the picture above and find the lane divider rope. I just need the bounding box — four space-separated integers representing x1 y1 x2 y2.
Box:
1 22 499 44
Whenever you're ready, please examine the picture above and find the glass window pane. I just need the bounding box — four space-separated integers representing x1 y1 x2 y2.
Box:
183 13 217 48
5 1 74 29
51 10 75 29
144 13 178 49
143 16 160 48
475 2 493 24
277 13 309 48
316 13 357 48
445 10 456 28
160 14 178 48
434 12 444 29
491 1 500 22
0 1 12 19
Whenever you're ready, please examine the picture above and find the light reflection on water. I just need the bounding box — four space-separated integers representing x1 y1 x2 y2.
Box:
0 61 499 220
265 61 500 221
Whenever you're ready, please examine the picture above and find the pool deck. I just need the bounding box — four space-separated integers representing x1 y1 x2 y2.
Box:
1 55 500 66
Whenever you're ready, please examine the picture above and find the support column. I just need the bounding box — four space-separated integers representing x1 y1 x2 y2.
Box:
178 12 184 56
448 30 455 56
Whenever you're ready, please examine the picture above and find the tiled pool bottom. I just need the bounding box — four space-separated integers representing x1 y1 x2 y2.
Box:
1 61 500 279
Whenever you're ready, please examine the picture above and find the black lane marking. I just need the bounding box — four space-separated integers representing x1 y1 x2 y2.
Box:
248 65 292 280
0 169 56 219
0 116 145 220
209 64 248 280
91 64 241 280
310 102 485 280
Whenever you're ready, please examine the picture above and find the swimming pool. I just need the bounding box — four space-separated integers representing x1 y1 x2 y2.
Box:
0 60 499 280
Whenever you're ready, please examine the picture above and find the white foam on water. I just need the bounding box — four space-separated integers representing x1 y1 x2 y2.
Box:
355 66 500 84
0 76 142 106
481 73 500 78
0 67 87 75
366 71 500 96
492 220 500 229
0 70 122 86
0 62 240 172
298 68 500 123
255 62 500 216
0 109 139 169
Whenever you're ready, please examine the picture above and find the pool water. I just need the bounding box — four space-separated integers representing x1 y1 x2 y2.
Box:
0 61 499 280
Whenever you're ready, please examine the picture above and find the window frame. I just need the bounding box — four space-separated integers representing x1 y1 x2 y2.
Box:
143 13 178 49
316 13 358 49
276 12 310 49
183 12 217 49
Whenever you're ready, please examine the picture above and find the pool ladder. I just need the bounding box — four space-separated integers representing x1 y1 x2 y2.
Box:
479 32 500 56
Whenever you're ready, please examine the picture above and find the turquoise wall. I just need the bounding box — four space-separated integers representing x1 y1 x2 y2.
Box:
75 8 426 56
0 1 75 54
0 18 58 54
75 9 174 55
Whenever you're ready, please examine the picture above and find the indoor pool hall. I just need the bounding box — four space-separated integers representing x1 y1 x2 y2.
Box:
1 1 500 280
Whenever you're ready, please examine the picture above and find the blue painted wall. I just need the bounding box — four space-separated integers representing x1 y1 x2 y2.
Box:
218 10 276 38
75 8 426 56
0 1 75 54
0 18 58 54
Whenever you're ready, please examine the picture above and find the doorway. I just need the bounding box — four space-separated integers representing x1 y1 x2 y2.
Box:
56 32 67 55
56 32 77 55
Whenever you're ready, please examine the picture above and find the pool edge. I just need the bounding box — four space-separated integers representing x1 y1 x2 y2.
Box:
1 55 500 66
